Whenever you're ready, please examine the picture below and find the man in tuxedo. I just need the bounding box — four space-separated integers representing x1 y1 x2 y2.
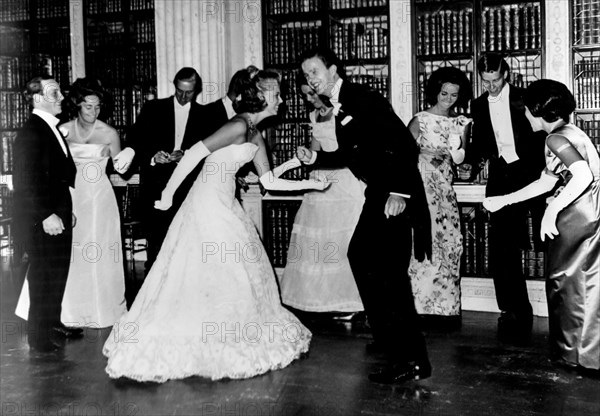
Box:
468 54 547 343
113 67 212 274
13 76 82 352
297 47 432 384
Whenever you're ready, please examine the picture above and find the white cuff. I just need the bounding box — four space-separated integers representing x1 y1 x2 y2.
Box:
390 192 411 199
306 151 318 165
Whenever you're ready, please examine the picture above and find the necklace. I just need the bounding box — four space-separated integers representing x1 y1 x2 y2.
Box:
75 119 97 142
244 114 258 139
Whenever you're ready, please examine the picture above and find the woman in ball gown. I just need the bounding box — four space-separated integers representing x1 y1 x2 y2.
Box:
16 77 129 328
407 67 472 323
484 79 599 372
278 79 365 313
103 70 327 382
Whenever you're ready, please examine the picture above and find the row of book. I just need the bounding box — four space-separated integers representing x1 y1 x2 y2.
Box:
0 55 43 90
86 0 122 15
265 0 387 15
0 0 68 22
330 16 388 61
265 0 319 15
0 132 16 175
573 59 600 110
481 4 542 52
129 0 154 11
87 21 126 48
0 183 11 218
0 0 29 22
86 51 128 86
0 92 27 130
263 200 302 268
132 49 157 86
573 0 600 46
574 113 600 152
330 0 387 9
34 0 69 19
281 70 310 121
35 22 71 52
265 23 321 66
0 26 29 55
460 207 545 278
347 72 389 98
416 10 473 56
131 18 155 44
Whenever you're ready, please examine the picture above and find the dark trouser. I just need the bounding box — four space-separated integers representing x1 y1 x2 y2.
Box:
348 193 429 366
27 225 72 345
487 158 535 321
144 207 176 275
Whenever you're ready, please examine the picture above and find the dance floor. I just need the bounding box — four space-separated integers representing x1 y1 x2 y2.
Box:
1 264 598 416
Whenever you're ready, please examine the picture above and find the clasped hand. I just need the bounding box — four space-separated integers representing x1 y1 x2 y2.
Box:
384 194 406 218
154 150 184 164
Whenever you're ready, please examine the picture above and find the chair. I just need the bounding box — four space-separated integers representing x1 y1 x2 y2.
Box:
121 183 147 281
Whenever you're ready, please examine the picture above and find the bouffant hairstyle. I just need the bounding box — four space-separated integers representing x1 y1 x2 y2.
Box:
233 69 281 114
524 79 576 123
228 65 259 97
64 77 112 120
477 53 510 77
425 66 472 109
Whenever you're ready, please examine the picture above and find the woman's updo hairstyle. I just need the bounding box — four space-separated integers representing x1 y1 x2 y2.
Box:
523 79 576 123
233 69 281 114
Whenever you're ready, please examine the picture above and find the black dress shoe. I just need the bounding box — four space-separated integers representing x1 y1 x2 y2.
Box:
53 324 84 339
29 339 61 353
368 361 432 385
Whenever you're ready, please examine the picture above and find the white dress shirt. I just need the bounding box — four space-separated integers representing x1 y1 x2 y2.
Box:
488 82 519 164
32 108 67 156
173 99 191 151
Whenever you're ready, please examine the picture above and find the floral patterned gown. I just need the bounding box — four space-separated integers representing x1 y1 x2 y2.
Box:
408 112 471 316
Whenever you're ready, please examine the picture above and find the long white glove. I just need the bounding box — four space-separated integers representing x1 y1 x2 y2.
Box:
113 147 135 174
483 171 558 213
272 156 302 178
259 156 329 192
448 133 465 164
540 160 593 241
154 141 211 210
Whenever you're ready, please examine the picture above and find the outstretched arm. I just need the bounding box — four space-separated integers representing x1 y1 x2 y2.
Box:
155 119 247 210
252 135 328 192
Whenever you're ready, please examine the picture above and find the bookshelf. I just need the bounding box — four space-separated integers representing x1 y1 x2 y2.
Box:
83 0 156 146
412 0 544 113
572 0 600 154
261 0 390 266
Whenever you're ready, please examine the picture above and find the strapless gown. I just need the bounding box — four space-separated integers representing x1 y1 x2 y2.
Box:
103 143 311 382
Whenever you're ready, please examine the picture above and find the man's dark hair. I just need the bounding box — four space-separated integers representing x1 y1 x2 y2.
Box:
477 53 510 77
173 67 203 95
298 47 346 79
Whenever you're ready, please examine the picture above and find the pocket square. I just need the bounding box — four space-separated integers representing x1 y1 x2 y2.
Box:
341 115 353 126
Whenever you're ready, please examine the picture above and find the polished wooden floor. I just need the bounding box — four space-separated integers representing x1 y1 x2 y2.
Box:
1 263 598 416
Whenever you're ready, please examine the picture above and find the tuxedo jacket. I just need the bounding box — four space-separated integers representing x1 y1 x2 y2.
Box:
314 81 431 253
469 84 547 194
13 114 76 249
203 97 229 136
128 96 212 208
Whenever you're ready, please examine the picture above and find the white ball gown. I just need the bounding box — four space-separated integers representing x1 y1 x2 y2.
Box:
103 142 312 382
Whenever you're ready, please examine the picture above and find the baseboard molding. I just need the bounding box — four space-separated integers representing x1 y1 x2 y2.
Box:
274 269 549 318
461 277 548 317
